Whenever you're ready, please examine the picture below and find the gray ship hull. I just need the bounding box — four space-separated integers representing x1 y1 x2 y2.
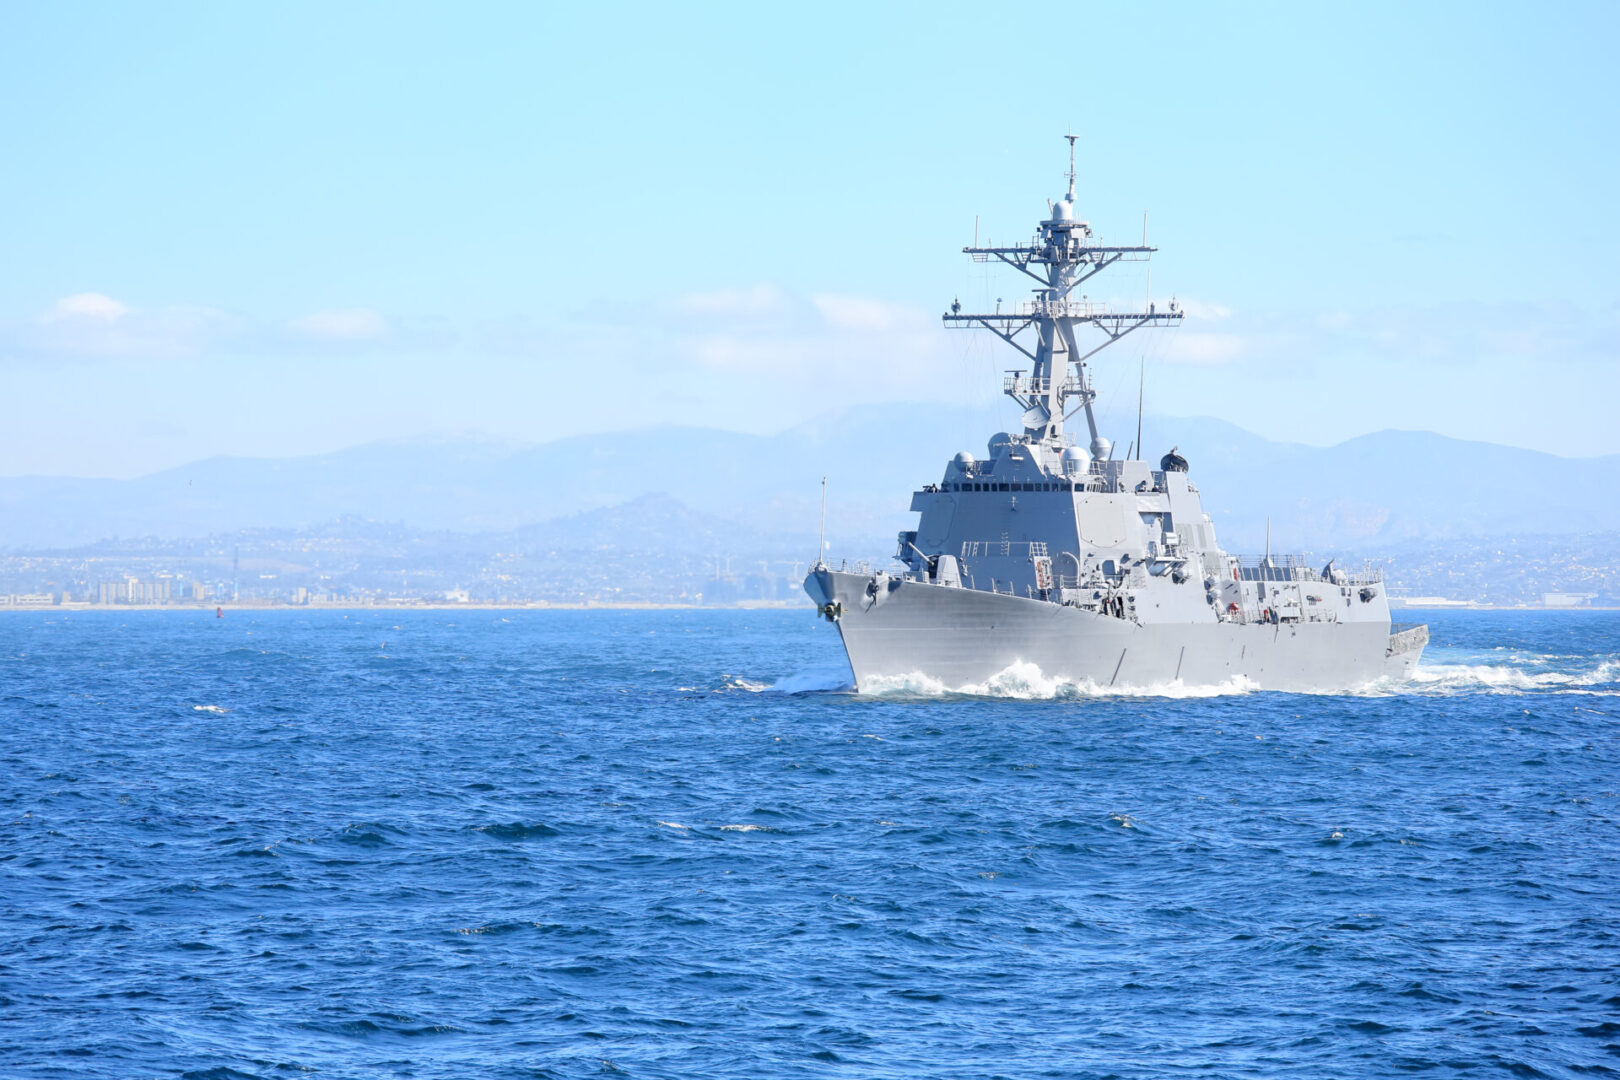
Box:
807 569 1426 694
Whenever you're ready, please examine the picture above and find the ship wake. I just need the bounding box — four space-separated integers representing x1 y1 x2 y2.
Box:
726 666 855 695
1370 658 1619 696
731 659 1617 700
862 660 1260 700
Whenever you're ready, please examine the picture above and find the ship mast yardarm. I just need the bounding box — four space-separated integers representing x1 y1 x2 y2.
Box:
942 134 1182 459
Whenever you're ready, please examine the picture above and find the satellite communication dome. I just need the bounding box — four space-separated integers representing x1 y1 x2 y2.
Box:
1060 446 1091 477
1050 198 1073 221
987 432 1015 457
953 451 975 471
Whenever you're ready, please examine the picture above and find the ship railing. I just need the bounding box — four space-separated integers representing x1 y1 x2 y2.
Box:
960 540 1049 559
1231 555 1384 585
1391 622 1425 634
974 299 1118 319
1233 554 1318 582
1003 374 1084 396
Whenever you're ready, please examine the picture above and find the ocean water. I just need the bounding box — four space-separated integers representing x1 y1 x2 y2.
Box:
1 608 1616 1080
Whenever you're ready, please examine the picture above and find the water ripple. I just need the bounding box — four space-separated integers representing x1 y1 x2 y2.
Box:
0 608 1616 1078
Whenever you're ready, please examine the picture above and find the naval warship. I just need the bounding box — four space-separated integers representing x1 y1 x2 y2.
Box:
804 139 1428 692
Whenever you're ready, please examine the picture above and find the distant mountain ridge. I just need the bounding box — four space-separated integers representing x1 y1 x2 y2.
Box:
3 404 1616 553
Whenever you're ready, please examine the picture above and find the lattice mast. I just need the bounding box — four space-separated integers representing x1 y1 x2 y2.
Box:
943 135 1182 458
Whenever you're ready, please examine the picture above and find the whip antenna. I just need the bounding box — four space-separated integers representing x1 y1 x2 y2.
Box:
1136 355 1145 462
816 477 827 569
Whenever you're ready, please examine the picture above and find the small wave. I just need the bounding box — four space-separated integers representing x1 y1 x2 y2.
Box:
767 667 855 694
718 824 772 832
1363 659 1620 697
725 667 854 695
861 660 1259 700
192 704 229 714
472 822 560 841
655 820 689 830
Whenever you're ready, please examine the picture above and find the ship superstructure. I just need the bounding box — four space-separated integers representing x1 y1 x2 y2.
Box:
804 138 1427 692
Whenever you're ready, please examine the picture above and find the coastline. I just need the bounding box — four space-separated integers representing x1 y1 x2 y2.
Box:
2 601 1615 614
0 600 813 613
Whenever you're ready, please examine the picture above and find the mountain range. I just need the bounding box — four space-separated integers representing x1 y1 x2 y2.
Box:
3 404 1616 555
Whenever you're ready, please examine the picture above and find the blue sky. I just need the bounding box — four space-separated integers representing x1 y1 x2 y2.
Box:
2 1 1617 476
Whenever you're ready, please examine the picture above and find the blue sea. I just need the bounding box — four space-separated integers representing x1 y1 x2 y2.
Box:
2 609 1617 1079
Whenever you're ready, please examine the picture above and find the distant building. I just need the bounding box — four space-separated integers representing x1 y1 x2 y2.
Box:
1542 592 1596 608
1396 596 1480 608
96 578 172 604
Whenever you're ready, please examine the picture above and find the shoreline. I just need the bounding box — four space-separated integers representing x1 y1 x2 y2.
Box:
2 602 1617 614
0 600 813 613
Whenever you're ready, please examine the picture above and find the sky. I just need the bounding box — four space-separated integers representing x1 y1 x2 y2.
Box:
2 1 1617 477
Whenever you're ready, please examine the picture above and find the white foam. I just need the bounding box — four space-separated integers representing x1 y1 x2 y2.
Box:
859 670 954 696
192 704 229 714
718 824 772 832
728 667 854 695
732 657 1616 702
1398 659 1618 695
862 659 1260 700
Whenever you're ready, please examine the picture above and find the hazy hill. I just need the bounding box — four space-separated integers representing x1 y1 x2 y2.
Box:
3 405 1616 553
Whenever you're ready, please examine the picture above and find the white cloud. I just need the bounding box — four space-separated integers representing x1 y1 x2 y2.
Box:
20 295 234 359
1163 331 1246 365
690 335 819 373
652 283 947 390
674 284 786 317
811 293 908 331
291 308 388 341
45 292 131 322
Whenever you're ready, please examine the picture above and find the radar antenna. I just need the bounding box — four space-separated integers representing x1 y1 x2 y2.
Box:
1065 132 1079 201
942 136 1182 456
